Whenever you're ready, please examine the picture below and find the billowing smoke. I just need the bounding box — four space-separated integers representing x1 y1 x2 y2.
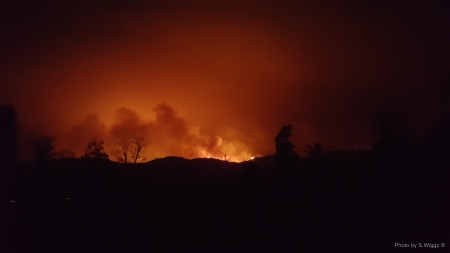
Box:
2 1 448 160
55 103 256 162
57 114 107 151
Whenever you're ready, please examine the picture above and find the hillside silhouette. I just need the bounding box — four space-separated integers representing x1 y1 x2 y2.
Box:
3 145 449 252
1 104 449 252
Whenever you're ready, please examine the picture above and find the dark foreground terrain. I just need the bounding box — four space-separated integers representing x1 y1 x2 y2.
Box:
1 153 449 253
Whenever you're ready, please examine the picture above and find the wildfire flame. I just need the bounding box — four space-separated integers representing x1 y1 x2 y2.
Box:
58 104 261 163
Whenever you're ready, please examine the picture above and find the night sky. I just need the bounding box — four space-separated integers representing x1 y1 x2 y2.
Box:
1 0 449 161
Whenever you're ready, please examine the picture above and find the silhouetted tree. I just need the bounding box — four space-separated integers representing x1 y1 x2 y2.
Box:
275 124 296 156
274 124 298 173
112 135 148 163
130 135 147 163
32 136 56 160
112 138 130 163
81 138 109 159
304 142 333 169
304 142 333 158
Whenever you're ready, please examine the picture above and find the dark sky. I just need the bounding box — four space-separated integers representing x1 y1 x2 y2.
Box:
1 0 449 161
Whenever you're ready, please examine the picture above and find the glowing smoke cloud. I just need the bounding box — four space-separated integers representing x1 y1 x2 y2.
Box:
57 103 256 162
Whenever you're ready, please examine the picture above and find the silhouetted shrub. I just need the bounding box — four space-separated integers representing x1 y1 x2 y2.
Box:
81 138 109 159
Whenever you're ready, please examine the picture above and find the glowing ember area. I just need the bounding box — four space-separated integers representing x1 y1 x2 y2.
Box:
54 103 259 163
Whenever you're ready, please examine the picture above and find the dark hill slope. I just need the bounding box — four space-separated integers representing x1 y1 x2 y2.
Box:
4 154 449 253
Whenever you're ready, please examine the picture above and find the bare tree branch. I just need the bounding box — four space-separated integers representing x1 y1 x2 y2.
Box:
112 138 131 163
130 135 147 163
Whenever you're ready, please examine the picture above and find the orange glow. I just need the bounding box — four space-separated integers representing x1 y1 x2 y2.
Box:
2 2 447 160
52 103 259 162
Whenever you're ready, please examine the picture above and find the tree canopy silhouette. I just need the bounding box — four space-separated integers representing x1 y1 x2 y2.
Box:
275 124 296 157
130 135 147 163
112 135 148 163
82 138 109 159
112 138 130 163
304 142 333 158
304 142 333 169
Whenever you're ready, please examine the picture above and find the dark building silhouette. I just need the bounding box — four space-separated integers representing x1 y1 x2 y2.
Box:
0 105 18 201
